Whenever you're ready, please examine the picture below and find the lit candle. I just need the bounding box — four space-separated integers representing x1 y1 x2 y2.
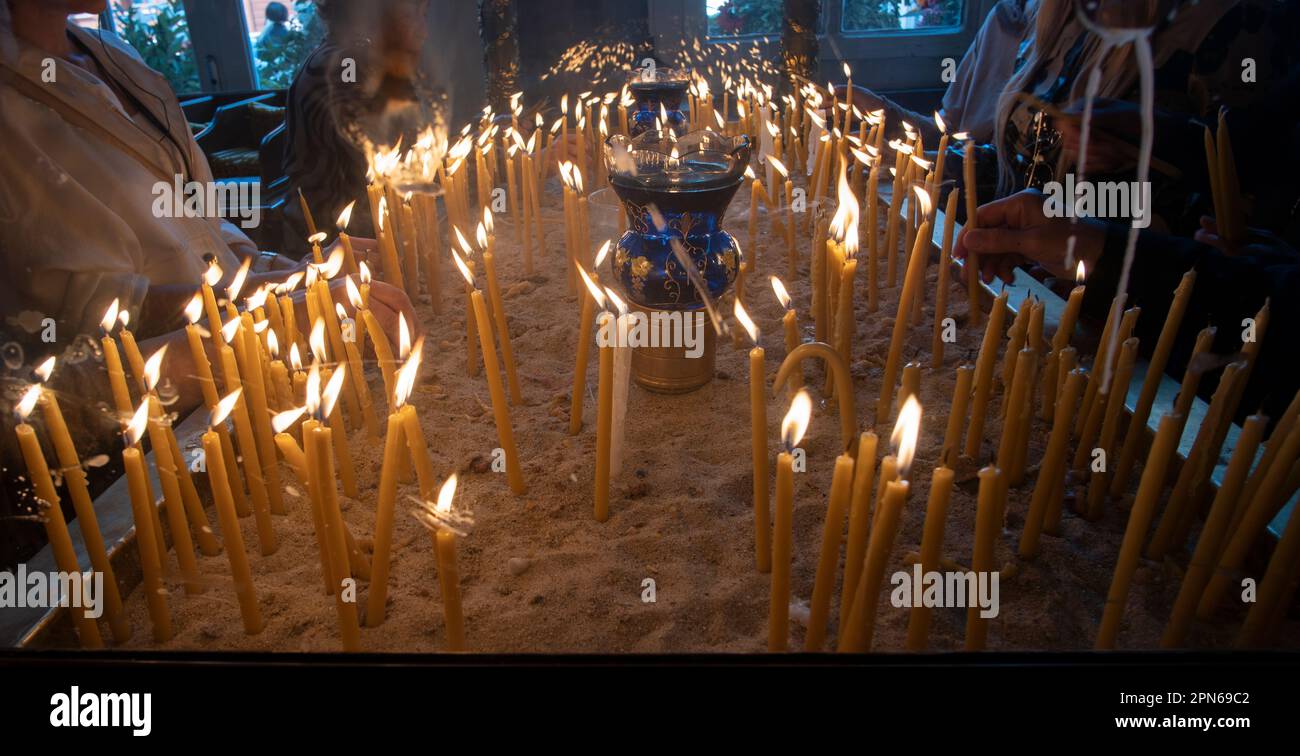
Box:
98 299 135 419
238 312 288 514
1201 413 1300 619
772 276 802 393
905 464 955 650
1162 414 1266 647
367 341 430 626
335 200 360 277
1020 369 1086 559
806 451 855 650
14 386 105 649
940 364 975 468
962 137 981 327
570 245 609 435
1110 269 1195 494
963 291 1009 459
964 465 1002 650
27 362 130 642
217 317 277 555
877 185 932 425
770 390 811 651
736 300 771 573
839 396 922 652
138 348 203 594
336 302 380 440
828 164 861 378
1040 263 1086 420
930 187 960 367
120 401 172 642
1096 412 1184 649
838 431 879 637
453 249 527 494
453 227 482 377
204 391 264 634
479 215 524 405
1084 337 1140 519
994 348 1036 486
417 474 467 651
306 369 362 651
376 194 406 291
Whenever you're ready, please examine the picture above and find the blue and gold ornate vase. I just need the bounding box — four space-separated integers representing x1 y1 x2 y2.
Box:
627 67 690 137
604 128 750 392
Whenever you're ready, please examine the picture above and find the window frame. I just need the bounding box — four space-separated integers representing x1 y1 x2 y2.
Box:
652 0 999 92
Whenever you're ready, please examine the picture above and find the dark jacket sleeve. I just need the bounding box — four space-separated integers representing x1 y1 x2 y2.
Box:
1081 222 1300 425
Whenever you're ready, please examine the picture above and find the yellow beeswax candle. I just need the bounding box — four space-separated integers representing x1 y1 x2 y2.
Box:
1096 412 1183 649
905 465 955 650
806 453 855 650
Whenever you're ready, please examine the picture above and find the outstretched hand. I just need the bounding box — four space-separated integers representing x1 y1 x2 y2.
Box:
953 189 1107 285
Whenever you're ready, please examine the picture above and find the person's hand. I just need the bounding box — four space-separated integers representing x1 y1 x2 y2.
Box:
830 85 885 121
954 189 1107 284
1057 98 1145 174
1194 216 1296 258
327 236 379 272
287 278 417 358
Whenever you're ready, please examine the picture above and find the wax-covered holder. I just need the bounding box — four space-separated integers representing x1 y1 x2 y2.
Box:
603 128 750 393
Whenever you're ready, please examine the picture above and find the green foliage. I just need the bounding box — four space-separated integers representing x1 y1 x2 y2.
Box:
843 0 963 31
113 0 200 95
254 1 324 90
707 0 784 37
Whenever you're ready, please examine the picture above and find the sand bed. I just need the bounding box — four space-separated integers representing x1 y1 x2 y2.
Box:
114 178 1295 653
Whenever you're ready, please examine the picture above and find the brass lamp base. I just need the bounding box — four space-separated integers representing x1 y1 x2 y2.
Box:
628 301 716 394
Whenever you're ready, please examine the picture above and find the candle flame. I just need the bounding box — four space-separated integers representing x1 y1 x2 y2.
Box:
271 405 304 434
100 298 120 334
771 276 791 310
377 196 388 233
604 287 628 317
124 400 150 446
436 472 457 514
829 163 860 256
245 285 269 312
451 248 475 288
345 276 363 309
336 200 355 230
204 261 223 288
952 132 970 142
934 111 946 134
34 355 55 383
912 185 933 218
275 271 305 295
594 239 611 269
321 364 346 418
359 261 372 285
476 222 489 250
769 155 788 180
305 361 321 417
394 337 423 408
892 395 922 477
118 310 130 328
227 257 252 302
15 383 41 421
320 245 345 280
143 345 166 392
211 388 242 427
309 319 327 362
482 206 494 237
733 299 759 344
399 313 411 360
266 329 280 358
289 342 303 372
1076 260 1087 283
184 292 204 324
781 389 812 449
453 225 473 256
578 265 605 310
221 316 241 345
